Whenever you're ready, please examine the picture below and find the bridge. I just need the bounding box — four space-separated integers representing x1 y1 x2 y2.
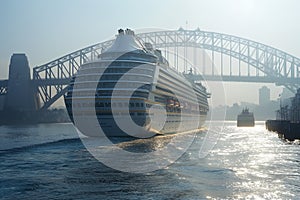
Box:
0 28 299 111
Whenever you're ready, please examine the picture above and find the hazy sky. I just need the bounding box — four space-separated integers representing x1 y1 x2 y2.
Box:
0 0 299 106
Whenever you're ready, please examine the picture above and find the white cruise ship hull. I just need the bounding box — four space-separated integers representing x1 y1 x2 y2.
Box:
64 29 209 137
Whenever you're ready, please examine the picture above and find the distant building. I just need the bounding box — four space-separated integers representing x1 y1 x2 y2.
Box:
259 86 270 105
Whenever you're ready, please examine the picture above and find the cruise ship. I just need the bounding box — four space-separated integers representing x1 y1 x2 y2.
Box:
64 29 210 137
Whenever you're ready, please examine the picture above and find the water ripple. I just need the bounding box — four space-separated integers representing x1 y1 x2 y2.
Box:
0 121 300 199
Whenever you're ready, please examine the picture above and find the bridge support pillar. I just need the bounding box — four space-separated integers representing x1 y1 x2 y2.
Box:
1 54 40 123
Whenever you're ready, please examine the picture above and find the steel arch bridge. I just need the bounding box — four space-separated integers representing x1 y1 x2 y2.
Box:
32 28 300 110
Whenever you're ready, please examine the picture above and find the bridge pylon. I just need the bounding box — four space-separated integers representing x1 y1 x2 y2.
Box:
3 54 40 117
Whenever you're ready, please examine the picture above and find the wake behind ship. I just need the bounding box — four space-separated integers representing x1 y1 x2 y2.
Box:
64 29 209 137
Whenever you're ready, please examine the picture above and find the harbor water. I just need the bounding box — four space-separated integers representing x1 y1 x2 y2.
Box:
1 121 300 199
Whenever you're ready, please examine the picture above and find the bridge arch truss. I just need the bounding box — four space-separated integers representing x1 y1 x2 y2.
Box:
33 29 300 109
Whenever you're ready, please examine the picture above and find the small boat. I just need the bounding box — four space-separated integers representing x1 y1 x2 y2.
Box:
237 108 255 127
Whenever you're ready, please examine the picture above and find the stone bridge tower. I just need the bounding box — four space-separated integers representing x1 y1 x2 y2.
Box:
4 54 40 113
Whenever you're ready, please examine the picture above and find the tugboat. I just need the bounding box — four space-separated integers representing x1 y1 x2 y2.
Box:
237 108 255 127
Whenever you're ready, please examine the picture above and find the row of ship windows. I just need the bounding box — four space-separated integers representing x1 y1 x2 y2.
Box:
101 83 151 90
155 96 199 108
159 70 207 95
157 80 207 104
159 76 203 98
96 91 149 98
99 53 156 62
81 61 142 69
159 69 199 91
85 112 150 116
166 107 182 113
154 92 207 106
74 75 152 82
155 97 208 113
67 103 206 115
69 102 204 113
79 68 154 75
67 101 195 111
70 91 149 98
68 111 150 116
71 83 151 90
121 55 156 63
156 85 173 94
76 112 197 119
159 69 191 89
96 102 145 108
71 112 202 118
66 102 145 108
157 78 196 102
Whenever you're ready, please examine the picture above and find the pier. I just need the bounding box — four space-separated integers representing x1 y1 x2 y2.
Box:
266 120 300 140
266 89 300 140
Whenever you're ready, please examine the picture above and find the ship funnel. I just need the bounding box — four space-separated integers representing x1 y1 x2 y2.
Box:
104 28 144 53
118 29 124 35
125 28 135 35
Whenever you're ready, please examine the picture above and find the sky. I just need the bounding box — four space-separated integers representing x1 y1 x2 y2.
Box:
0 0 299 107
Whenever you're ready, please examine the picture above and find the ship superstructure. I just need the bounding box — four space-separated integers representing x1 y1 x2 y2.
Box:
64 29 209 137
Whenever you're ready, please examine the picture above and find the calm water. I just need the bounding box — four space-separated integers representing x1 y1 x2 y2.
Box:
0 121 299 199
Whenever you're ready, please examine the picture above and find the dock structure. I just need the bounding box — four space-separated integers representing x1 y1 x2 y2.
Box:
266 120 300 140
266 89 300 141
